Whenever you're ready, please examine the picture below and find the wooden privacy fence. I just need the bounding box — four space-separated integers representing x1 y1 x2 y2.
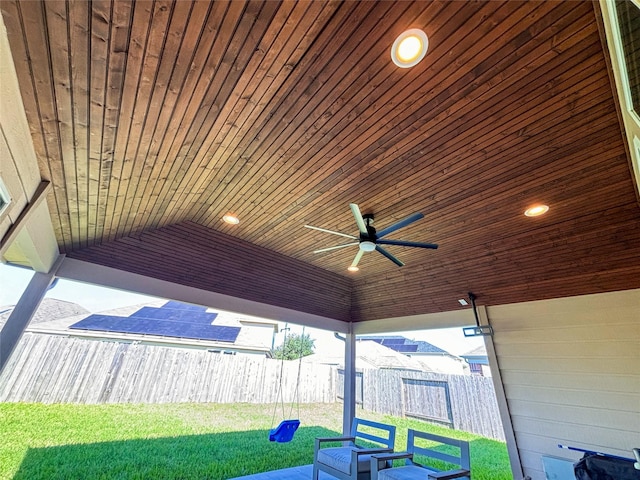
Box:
0 333 336 404
0 334 503 441
338 368 504 441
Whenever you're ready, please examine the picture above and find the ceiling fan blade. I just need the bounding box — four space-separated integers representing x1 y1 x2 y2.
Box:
376 212 424 238
313 242 359 254
349 203 368 235
375 245 404 267
304 225 357 239
351 250 364 268
377 239 438 249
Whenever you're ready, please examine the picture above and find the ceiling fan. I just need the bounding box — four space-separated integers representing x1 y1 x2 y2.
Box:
304 203 438 269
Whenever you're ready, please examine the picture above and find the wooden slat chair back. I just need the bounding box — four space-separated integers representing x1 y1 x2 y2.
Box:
370 430 471 480
313 418 397 480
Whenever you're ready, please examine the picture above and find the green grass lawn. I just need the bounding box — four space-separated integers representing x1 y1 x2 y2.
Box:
0 403 512 480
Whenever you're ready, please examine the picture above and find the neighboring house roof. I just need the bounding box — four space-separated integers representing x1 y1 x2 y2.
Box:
69 300 241 343
414 340 448 354
16 299 277 355
304 340 431 372
460 345 489 365
0 297 89 330
463 345 487 356
357 335 449 355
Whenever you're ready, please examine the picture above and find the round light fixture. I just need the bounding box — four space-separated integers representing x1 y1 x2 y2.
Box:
222 214 240 225
524 204 549 217
391 29 428 68
359 241 376 252
347 266 359 272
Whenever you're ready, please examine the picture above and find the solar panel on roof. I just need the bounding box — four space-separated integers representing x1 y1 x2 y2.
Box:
131 306 217 323
394 344 419 352
162 300 206 311
361 335 445 354
69 302 239 342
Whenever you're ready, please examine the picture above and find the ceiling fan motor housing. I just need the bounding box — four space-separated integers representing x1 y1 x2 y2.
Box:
361 213 376 242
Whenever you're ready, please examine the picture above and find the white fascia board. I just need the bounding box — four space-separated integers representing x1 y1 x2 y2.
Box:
352 309 476 335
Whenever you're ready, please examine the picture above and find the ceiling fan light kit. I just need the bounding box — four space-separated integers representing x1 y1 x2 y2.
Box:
305 203 438 270
359 241 376 252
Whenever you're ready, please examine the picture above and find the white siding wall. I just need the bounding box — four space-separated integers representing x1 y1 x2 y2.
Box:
487 289 640 480
0 11 58 272
0 11 37 236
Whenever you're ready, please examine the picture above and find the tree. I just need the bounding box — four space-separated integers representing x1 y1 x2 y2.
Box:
273 332 315 360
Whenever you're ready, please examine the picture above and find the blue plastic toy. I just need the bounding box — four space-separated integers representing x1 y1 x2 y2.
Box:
269 419 300 442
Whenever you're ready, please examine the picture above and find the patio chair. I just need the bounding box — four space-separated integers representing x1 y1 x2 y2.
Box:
313 418 396 480
370 430 470 480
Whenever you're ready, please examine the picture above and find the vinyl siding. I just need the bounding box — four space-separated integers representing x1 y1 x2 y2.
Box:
487 289 640 480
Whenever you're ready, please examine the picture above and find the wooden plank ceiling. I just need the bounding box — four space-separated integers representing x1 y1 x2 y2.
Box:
2 0 640 322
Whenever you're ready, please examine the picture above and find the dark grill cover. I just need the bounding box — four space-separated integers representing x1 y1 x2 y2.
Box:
574 453 640 480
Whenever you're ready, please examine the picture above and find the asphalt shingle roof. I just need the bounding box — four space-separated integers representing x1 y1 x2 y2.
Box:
357 335 448 355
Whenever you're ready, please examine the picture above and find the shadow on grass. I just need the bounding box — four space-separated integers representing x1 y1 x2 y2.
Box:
13 426 338 480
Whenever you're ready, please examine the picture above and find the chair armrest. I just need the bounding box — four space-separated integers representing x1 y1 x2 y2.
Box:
370 452 413 471
428 468 471 480
316 436 356 444
370 452 413 480
352 446 394 466
371 452 414 462
315 436 356 452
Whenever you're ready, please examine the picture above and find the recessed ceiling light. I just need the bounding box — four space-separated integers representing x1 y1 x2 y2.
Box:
458 299 469 306
222 214 240 225
347 266 359 272
524 204 549 217
391 29 428 68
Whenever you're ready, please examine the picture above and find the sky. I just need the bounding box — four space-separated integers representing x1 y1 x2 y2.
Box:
0 263 157 312
0 263 483 355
